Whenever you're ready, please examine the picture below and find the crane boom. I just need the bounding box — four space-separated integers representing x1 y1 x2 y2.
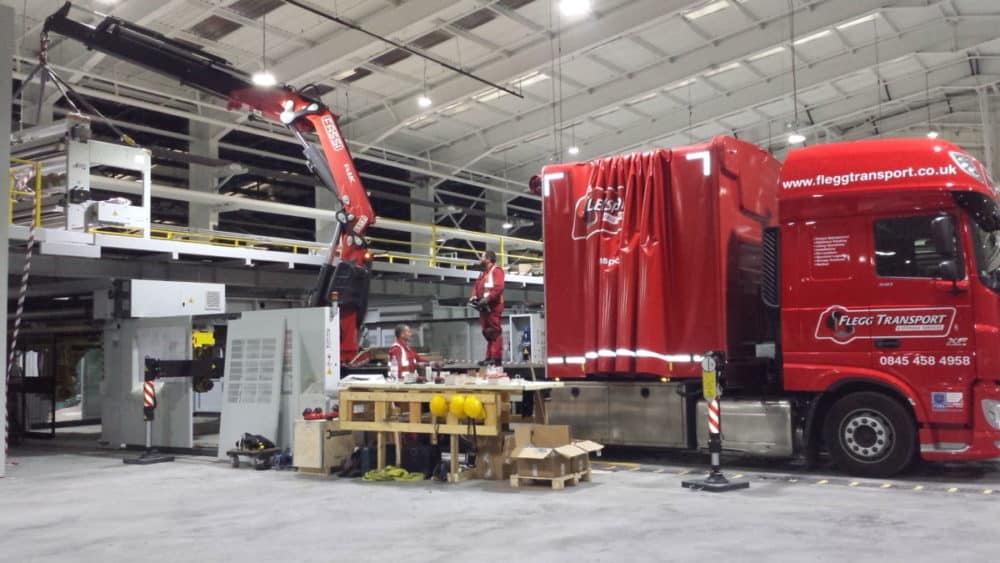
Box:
43 2 374 361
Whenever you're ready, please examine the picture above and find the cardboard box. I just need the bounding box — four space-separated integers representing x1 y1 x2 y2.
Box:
511 425 603 479
474 433 516 480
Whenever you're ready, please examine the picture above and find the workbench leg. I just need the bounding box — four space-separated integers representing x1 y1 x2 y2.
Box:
394 431 402 469
535 391 549 423
377 431 386 470
450 433 458 478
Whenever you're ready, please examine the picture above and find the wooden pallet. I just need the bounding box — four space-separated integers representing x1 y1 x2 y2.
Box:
510 469 591 490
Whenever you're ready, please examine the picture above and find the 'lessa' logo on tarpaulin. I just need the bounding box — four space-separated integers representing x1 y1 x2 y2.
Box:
571 185 625 240
814 305 956 344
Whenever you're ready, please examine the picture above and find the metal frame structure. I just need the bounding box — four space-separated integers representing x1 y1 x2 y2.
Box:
8 119 543 303
6 0 996 226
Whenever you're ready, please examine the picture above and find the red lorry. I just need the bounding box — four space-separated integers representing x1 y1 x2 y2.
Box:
539 136 1000 477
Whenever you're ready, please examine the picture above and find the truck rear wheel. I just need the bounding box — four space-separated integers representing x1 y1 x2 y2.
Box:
822 391 916 478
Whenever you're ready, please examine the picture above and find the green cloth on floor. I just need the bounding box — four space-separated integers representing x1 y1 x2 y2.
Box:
362 465 424 481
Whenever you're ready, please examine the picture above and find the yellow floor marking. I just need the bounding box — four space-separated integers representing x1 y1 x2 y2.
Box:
947 487 959 493
849 482 860 487
913 485 924 491
602 461 640 468
654 468 666 474
817 479 829 485
732 474 743 479
881 483 893 489
984 489 993 495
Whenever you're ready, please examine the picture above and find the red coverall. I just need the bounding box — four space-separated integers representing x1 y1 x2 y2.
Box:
388 338 427 375
472 264 505 362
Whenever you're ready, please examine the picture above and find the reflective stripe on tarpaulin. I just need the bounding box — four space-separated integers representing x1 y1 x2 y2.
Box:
547 351 704 365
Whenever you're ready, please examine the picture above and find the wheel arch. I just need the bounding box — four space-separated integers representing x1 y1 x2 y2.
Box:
806 378 922 451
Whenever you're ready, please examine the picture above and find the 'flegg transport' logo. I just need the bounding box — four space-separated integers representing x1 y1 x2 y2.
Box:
571 185 625 240
815 305 956 344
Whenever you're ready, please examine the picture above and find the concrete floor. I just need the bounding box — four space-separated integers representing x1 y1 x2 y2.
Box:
4 439 1000 563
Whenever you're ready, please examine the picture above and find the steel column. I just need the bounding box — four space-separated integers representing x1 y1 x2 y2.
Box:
1 4 13 474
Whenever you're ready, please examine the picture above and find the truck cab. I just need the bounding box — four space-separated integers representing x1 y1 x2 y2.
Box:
776 138 1000 475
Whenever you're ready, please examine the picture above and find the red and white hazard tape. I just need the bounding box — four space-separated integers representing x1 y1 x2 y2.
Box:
6 219 36 455
143 381 156 408
707 398 720 435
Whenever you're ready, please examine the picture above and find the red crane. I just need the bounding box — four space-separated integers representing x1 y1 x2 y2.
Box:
43 2 375 361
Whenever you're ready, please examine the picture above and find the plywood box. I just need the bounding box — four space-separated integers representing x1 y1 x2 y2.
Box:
474 432 516 480
294 419 355 472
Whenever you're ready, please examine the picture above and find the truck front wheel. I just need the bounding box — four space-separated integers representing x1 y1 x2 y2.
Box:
822 391 916 478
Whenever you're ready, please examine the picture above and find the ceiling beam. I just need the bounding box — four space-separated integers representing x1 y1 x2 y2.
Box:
347 0 693 147
429 0 907 171
503 23 1000 179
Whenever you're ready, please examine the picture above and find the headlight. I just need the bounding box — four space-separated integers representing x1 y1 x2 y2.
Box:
951 151 987 185
982 399 1000 430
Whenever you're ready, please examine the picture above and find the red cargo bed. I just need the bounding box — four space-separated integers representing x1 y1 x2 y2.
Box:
541 137 779 379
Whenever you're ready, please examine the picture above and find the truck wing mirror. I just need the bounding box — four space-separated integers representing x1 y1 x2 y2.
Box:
938 259 961 281
931 215 958 257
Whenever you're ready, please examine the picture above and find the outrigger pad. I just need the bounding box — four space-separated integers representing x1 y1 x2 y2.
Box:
681 474 749 493
123 451 175 465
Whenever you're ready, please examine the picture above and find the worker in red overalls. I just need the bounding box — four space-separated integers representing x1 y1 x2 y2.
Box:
388 324 428 377
470 250 505 366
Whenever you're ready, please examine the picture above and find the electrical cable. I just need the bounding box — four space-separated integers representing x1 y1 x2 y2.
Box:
281 0 523 98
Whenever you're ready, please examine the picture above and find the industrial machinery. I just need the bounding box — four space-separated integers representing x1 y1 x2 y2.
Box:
540 136 1000 477
42 2 375 362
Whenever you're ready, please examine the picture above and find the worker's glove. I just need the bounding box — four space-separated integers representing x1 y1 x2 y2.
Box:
468 297 481 309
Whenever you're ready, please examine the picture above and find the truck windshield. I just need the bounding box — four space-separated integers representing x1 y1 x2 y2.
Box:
969 219 1000 293
954 191 1000 293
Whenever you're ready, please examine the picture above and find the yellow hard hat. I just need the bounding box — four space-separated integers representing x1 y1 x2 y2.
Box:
464 396 485 420
449 395 466 418
429 395 448 418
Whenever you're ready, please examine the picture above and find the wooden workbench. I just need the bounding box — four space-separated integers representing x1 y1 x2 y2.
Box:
337 381 563 482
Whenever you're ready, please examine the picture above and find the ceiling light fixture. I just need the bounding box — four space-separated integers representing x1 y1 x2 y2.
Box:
332 68 358 81
252 14 276 87
252 72 276 87
568 146 580 155
748 46 786 61
417 60 432 108
793 29 831 46
685 0 729 20
502 221 514 230
837 13 878 31
559 0 591 17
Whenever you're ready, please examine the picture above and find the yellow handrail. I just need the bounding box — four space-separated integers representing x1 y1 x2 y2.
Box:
9 158 42 227
88 225 543 274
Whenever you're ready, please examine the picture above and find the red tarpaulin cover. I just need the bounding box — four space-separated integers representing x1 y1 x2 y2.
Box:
541 137 779 379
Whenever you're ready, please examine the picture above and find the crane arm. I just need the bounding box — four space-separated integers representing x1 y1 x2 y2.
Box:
44 2 375 360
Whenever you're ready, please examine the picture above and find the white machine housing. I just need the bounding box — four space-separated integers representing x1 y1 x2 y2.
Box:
216 307 340 458
93 279 225 319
